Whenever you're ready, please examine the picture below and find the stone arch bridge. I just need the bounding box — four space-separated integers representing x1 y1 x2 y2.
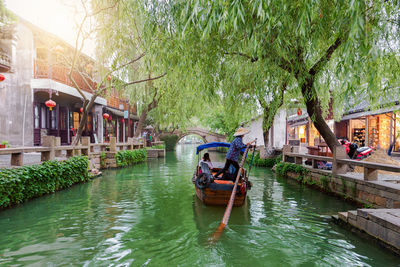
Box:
173 127 226 143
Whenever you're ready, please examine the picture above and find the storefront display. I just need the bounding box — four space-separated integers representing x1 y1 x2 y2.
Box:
367 114 391 150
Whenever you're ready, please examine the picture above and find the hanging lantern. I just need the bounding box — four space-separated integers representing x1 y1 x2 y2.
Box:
102 113 110 120
45 99 56 111
108 115 112 121
121 118 125 124
0 74 5 82
107 75 111 81
80 107 83 113
297 108 302 116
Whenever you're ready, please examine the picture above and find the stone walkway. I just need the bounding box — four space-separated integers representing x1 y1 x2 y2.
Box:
335 209 400 254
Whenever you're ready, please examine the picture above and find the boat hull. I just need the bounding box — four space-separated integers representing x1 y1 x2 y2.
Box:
195 185 246 206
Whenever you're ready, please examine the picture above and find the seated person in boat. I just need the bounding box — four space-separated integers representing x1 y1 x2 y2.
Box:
214 127 253 180
198 152 213 173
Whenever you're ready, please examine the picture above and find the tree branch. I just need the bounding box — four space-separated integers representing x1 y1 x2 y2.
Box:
124 73 167 87
308 36 342 76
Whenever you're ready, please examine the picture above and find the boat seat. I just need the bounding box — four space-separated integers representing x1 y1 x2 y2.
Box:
214 180 235 185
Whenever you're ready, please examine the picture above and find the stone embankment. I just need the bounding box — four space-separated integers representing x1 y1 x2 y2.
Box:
333 209 400 254
277 145 400 255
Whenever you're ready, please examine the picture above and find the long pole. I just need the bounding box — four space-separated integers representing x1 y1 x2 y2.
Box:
210 143 252 243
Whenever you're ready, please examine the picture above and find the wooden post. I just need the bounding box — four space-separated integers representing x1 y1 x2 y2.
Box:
55 137 61 157
110 137 116 152
41 135 55 161
81 137 90 156
332 145 347 175
11 152 23 166
282 145 292 163
364 167 378 181
295 156 303 165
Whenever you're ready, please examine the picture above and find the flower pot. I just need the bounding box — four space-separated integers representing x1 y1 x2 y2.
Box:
0 144 5 149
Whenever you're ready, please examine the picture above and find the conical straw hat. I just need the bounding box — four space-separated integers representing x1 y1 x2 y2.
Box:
233 127 250 136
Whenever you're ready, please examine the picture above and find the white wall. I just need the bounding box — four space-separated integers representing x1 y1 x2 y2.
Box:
243 116 265 147
272 109 287 149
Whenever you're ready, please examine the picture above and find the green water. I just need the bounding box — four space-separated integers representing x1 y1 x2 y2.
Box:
0 145 399 266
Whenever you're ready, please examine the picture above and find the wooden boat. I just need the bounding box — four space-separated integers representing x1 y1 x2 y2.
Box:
193 142 252 206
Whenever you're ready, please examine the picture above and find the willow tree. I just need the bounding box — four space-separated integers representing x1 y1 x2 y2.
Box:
94 0 205 137
140 0 400 152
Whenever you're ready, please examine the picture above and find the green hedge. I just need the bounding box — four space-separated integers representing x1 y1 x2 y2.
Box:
0 156 89 209
275 162 310 181
160 135 179 151
115 149 147 167
247 152 282 168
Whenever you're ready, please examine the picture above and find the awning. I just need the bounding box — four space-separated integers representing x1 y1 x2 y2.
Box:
196 142 245 154
289 120 309 127
341 105 400 120
105 106 139 120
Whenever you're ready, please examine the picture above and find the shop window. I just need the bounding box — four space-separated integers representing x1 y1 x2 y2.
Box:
41 106 47 129
73 112 80 129
50 110 57 129
34 105 39 129
395 112 400 152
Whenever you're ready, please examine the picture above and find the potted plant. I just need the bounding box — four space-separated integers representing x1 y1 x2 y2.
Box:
0 141 9 149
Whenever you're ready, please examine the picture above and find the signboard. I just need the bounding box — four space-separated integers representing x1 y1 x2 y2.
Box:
124 110 129 119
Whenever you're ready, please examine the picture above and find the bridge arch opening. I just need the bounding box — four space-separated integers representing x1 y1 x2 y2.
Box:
177 134 206 145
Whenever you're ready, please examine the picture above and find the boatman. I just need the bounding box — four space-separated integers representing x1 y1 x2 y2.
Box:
214 127 254 180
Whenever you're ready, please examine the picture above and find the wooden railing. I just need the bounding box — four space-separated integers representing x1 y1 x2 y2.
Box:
34 59 97 94
282 145 400 181
0 136 146 167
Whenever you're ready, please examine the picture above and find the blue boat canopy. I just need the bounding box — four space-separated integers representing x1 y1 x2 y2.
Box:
196 142 245 154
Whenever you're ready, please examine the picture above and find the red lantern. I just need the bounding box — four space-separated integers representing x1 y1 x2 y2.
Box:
107 75 111 81
108 115 112 121
0 74 5 82
297 108 302 116
80 107 83 113
102 113 110 120
121 118 125 123
45 99 56 111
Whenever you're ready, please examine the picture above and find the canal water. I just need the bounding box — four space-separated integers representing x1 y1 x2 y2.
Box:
0 144 399 266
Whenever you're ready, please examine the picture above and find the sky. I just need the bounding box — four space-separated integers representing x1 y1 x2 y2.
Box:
5 0 95 57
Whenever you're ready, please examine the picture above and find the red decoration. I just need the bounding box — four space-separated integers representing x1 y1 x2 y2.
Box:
0 74 5 82
80 107 83 113
108 115 112 121
102 113 110 120
129 120 133 125
120 118 125 123
45 99 56 111
107 75 111 81
297 108 302 116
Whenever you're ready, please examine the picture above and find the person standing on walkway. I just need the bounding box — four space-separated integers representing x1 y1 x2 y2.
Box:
214 127 254 179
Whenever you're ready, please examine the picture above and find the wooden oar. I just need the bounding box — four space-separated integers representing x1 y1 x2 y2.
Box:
209 143 253 243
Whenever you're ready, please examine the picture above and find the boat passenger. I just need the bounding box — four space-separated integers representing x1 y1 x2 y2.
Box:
214 127 253 179
199 152 213 171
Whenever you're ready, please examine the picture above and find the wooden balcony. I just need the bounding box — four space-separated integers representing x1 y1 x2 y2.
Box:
0 50 11 72
34 59 97 94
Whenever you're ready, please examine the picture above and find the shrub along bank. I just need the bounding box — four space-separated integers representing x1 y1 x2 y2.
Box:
115 149 147 167
0 156 89 209
247 152 282 168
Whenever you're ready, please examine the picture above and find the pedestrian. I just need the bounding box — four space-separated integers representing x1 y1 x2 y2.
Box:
214 127 254 179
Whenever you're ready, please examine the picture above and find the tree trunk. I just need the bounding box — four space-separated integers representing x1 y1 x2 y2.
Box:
301 80 340 153
72 95 97 146
134 97 158 137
